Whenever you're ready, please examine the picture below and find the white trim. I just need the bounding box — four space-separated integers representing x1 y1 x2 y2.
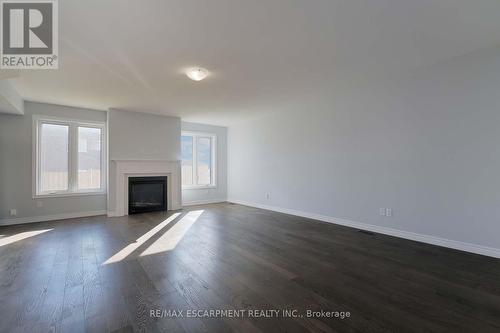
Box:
228 199 500 259
182 185 217 190
182 199 226 207
33 191 106 199
182 130 217 138
0 210 107 226
110 158 175 162
106 112 110 218
107 210 118 217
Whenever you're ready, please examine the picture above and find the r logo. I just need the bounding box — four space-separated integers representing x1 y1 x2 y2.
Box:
2 2 53 54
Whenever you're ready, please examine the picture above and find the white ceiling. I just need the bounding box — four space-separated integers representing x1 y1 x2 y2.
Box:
7 0 500 126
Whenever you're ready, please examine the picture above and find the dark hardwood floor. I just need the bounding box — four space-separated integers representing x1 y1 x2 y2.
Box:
1 203 500 333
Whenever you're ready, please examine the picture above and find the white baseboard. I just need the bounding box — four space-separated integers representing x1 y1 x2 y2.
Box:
0 210 107 226
107 211 118 217
183 199 226 207
228 199 500 259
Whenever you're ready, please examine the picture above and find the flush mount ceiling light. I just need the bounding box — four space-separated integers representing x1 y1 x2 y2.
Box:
186 67 208 81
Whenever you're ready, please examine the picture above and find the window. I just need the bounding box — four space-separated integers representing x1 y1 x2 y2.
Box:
77 127 102 190
39 123 69 192
181 132 216 188
34 116 106 197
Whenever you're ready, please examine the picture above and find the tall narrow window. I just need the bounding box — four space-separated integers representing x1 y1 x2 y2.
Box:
181 135 194 186
181 132 216 188
78 126 102 190
40 123 69 192
34 116 106 197
197 137 212 185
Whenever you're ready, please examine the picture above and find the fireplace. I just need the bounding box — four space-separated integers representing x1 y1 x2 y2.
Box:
128 176 168 214
109 160 181 217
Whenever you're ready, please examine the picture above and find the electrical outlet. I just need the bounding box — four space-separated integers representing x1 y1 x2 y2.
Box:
265 193 271 200
9 209 17 217
380 208 393 217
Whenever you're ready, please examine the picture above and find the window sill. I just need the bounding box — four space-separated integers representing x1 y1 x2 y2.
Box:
34 191 107 199
182 185 217 190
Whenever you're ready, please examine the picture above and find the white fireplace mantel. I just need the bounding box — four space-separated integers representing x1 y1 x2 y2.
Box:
108 159 182 217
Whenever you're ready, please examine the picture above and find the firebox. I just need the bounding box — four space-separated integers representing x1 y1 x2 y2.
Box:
128 176 168 214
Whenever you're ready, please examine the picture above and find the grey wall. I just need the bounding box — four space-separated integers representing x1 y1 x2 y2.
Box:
0 80 24 115
181 121 227 205
107 109 181 213
0 102 107 222
108 109 180 161
228 46 500 250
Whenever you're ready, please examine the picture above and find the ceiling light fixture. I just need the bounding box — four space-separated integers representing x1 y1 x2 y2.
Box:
186 67 208 81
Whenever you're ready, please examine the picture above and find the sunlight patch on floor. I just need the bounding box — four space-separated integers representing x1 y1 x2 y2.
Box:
140 210 204 257
102 213 181 265
0 229 53 247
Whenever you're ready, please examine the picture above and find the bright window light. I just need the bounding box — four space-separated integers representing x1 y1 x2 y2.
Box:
40 123 69 192
102 213 181 265
140 210 203 256
0 229 53 247
78 126 102 190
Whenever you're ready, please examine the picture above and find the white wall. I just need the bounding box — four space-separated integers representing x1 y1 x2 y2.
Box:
107 109 181 214
228 46 500 254
181 121 227 205
0 102 107 223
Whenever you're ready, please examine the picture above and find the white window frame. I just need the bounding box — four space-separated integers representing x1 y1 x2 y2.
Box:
33 115 107 198
181 131 217 190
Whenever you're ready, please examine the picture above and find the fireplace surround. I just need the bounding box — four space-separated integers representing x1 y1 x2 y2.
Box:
108 160 182 217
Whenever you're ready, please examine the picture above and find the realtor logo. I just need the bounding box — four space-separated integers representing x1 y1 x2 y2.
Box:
1 0 58 69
